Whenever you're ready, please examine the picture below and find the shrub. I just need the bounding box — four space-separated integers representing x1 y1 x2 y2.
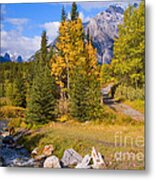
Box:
0 97 12 106
8 118 22 128
114 85 144 101
0 106 26 119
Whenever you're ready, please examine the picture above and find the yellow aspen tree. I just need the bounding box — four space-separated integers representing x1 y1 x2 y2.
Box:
51 18 85 99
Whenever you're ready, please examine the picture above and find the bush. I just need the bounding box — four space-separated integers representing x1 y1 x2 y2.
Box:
0 106 26 119
114 85 144 101
8 118 22 128
0 97 12 106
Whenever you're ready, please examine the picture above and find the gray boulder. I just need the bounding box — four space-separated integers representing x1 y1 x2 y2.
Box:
61 148 82 167
91 147 106 169
43 155 61 168
75 154 91 169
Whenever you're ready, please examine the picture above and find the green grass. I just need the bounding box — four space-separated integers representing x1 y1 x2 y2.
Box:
0 102 144 170
20 120 144 170
124 100 144 113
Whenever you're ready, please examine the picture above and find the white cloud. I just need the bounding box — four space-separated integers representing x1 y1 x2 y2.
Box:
0 6 40 60
67 12 71 20
79 12 90 22
1 29 41 60
6 18 29 26
41 21 60 42
6 18 29 32
67 12 90 22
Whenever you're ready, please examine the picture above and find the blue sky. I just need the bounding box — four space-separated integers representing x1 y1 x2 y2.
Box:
0 1 141 60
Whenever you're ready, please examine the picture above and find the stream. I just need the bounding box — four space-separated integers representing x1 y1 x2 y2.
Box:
0 120 43 167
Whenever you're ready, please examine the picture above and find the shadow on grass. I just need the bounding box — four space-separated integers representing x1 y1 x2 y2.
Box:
18 133 45 152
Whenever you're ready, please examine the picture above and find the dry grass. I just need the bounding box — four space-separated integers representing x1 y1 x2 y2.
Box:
0 105 26 119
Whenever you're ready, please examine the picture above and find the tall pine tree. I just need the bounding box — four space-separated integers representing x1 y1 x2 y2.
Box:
12 71 27 108
70 42 103 121
27 31 58 124
61 5 67 22
71 2 79 21
41 31 47 63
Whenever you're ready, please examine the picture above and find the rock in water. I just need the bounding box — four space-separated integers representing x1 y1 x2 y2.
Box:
61 148 82 167
76 154 91 169
0 131 9 137
91 147 106 169
42 144 54 157
43 155 61 168
10 158 35 167
31 147 39 157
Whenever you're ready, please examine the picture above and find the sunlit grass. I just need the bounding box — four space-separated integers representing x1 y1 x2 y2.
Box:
20 119 144 170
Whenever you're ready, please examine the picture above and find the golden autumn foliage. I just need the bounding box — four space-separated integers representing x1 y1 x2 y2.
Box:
51 18 85 96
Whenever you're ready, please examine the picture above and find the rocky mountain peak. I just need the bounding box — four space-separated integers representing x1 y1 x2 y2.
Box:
4 53 11 61
28 4 125 64
105 5 124 14
85 5 124 64
0 53 23 63
16 56 23 63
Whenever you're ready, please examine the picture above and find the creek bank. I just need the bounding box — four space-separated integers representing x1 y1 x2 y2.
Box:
0 120 107 168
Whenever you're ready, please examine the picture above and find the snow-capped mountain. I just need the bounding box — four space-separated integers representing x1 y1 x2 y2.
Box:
0 53 23 63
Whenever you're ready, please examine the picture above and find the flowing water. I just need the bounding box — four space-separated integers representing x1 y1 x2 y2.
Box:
0 120 42 167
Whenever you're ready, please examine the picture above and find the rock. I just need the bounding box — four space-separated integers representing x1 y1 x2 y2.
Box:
42 144 54 157
15 145 24 149
75 154 91 169
31 147 39 157
91 147 106 169
10 158 35 167
34 154 46 161
61 148 82 167
33 155 46 167
1 131 9 138
84 5 124 64
2 136 15 145
43 155 61 168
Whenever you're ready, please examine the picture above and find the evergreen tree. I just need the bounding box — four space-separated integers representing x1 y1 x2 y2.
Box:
71 2 79 21
70 66 89 121
27 32 58 124
47 47 54 62
70 42 103 121
0 64 5 97
12 72 27 108
70 60 103 121
27 63 57 124
41 31 47 63
61 5 67 22
86 28 90 43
